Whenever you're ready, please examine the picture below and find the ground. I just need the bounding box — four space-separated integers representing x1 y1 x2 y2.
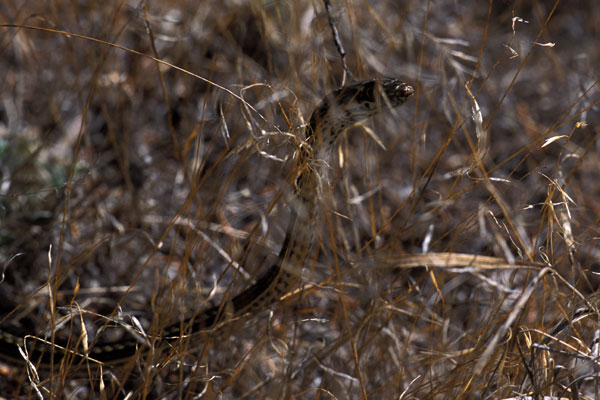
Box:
1 0 600 399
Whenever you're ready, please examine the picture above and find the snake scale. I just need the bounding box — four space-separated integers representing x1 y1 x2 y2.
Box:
0 77 413 368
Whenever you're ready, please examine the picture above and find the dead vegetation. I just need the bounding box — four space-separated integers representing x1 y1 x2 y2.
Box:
1 0 599 398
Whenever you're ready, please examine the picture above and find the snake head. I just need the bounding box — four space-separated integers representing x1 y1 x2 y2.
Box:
377 78 414 108
305 77 414 149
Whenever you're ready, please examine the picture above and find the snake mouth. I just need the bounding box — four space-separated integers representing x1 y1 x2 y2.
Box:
402 84 415 97
378 78 414 107
391 82 414 101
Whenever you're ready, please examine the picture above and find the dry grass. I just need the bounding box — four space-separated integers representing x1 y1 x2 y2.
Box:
1 0 599 398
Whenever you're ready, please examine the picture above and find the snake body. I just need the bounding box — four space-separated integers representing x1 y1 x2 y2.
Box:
0 78 413 367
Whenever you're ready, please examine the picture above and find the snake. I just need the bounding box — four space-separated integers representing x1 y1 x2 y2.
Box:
0 77 413 368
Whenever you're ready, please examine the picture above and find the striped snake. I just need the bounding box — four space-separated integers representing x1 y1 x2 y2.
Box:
0 78 413 368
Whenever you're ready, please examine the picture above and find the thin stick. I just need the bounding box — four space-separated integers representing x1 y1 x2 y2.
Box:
322 0 353 84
